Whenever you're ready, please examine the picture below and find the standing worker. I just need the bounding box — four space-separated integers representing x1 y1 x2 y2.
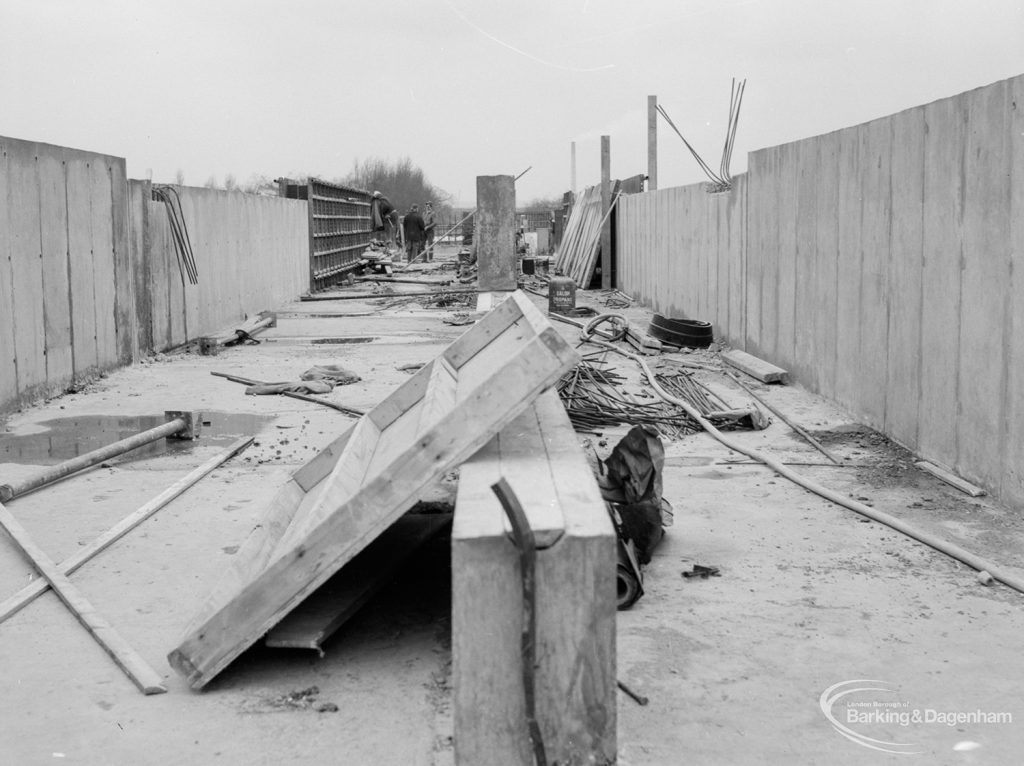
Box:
371 191 400 248
423 201 436 261
403 204 426 264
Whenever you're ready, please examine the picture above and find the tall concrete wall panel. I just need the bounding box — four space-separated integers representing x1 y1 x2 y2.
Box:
616 73 1024 506
0 137 131 412
128 182 308 354
0 135 308 416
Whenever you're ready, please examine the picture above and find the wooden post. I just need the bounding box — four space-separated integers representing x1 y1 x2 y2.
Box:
600 135 611 290
476 175 517 291
452 391 616 765
570 142 577 195
647 95 658 191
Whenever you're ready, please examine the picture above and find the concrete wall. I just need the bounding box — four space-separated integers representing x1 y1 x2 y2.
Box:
616 73 1024 507
0 136 309 415
129 182 308 353
0 137 132 409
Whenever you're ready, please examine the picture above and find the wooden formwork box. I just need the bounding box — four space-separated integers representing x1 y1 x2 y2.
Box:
453 389 617 766
169 291 579 689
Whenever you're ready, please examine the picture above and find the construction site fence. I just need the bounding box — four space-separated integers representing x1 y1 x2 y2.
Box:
616 72 1024 508
0 133 308 414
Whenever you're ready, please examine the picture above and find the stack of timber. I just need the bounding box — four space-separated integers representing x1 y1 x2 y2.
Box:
554 185 605 288
168 291 579 689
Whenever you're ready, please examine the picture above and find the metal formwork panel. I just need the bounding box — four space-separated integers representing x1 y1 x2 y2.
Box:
307 178 372 291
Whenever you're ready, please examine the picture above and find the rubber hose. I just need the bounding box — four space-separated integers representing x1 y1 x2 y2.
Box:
583 329 1024 596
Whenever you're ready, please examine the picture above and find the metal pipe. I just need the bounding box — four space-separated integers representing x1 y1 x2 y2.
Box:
0 419 187 502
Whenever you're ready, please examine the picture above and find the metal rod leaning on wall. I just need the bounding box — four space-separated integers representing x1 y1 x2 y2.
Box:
0 500 167 695
0 415 197 502
0 436 254 625
723 370 842 465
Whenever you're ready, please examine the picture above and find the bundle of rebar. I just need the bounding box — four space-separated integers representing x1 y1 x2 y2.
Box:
655 371 751 430
656 78 746 193
556 360 698 439
152 186 198 285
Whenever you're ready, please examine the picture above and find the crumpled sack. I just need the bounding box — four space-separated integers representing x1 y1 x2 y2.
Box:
300 364 360 386
599 425 672 567
245 380 335 396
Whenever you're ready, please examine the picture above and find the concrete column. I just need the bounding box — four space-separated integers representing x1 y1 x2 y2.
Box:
600 136 611 290
647 95 658 191
475 175 517 291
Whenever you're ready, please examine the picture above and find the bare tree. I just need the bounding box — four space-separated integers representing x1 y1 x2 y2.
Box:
343 156 452 213
204 175 219 189
174 169 186 186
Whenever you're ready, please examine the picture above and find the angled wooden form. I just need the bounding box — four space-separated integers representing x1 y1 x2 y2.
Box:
453 389 617 766
169 291 579 689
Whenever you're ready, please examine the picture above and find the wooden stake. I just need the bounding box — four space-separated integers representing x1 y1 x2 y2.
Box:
0 501 167 695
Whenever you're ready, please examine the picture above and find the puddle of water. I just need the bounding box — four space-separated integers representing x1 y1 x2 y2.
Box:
311 337 377 345
0 411 273 466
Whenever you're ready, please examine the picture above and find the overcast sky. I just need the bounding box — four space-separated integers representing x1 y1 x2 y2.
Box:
2 0 1022 205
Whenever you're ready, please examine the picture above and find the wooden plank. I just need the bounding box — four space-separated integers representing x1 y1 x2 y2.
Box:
169 291 579 689
66 156 99 374
452 389 616 766
496 402 565 548
416 356 458 435
0 436 253 624
721 349 788 383
264 512 451 651
7 141 47 398
0 140 20 407
272 417 380 556
38 150 73 386
0 501 166 695
915 461 986 498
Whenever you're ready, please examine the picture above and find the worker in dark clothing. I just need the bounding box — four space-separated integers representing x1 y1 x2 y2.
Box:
423 201 436 261
403 204 426 264
371 191 400 246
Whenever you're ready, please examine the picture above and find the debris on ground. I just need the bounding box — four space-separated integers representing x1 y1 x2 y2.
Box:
443 312 475 326
682 564 722 579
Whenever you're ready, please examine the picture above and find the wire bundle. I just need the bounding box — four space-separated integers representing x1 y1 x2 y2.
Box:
152 186 198 285
656 77 747 193
556 360 698 439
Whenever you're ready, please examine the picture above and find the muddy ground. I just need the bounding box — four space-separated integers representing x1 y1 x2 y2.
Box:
1 247 1022 765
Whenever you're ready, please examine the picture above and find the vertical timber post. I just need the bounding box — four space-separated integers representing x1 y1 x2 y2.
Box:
647 95 658 191
476 175 517 292
570 142 577 196
600 135 611 290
